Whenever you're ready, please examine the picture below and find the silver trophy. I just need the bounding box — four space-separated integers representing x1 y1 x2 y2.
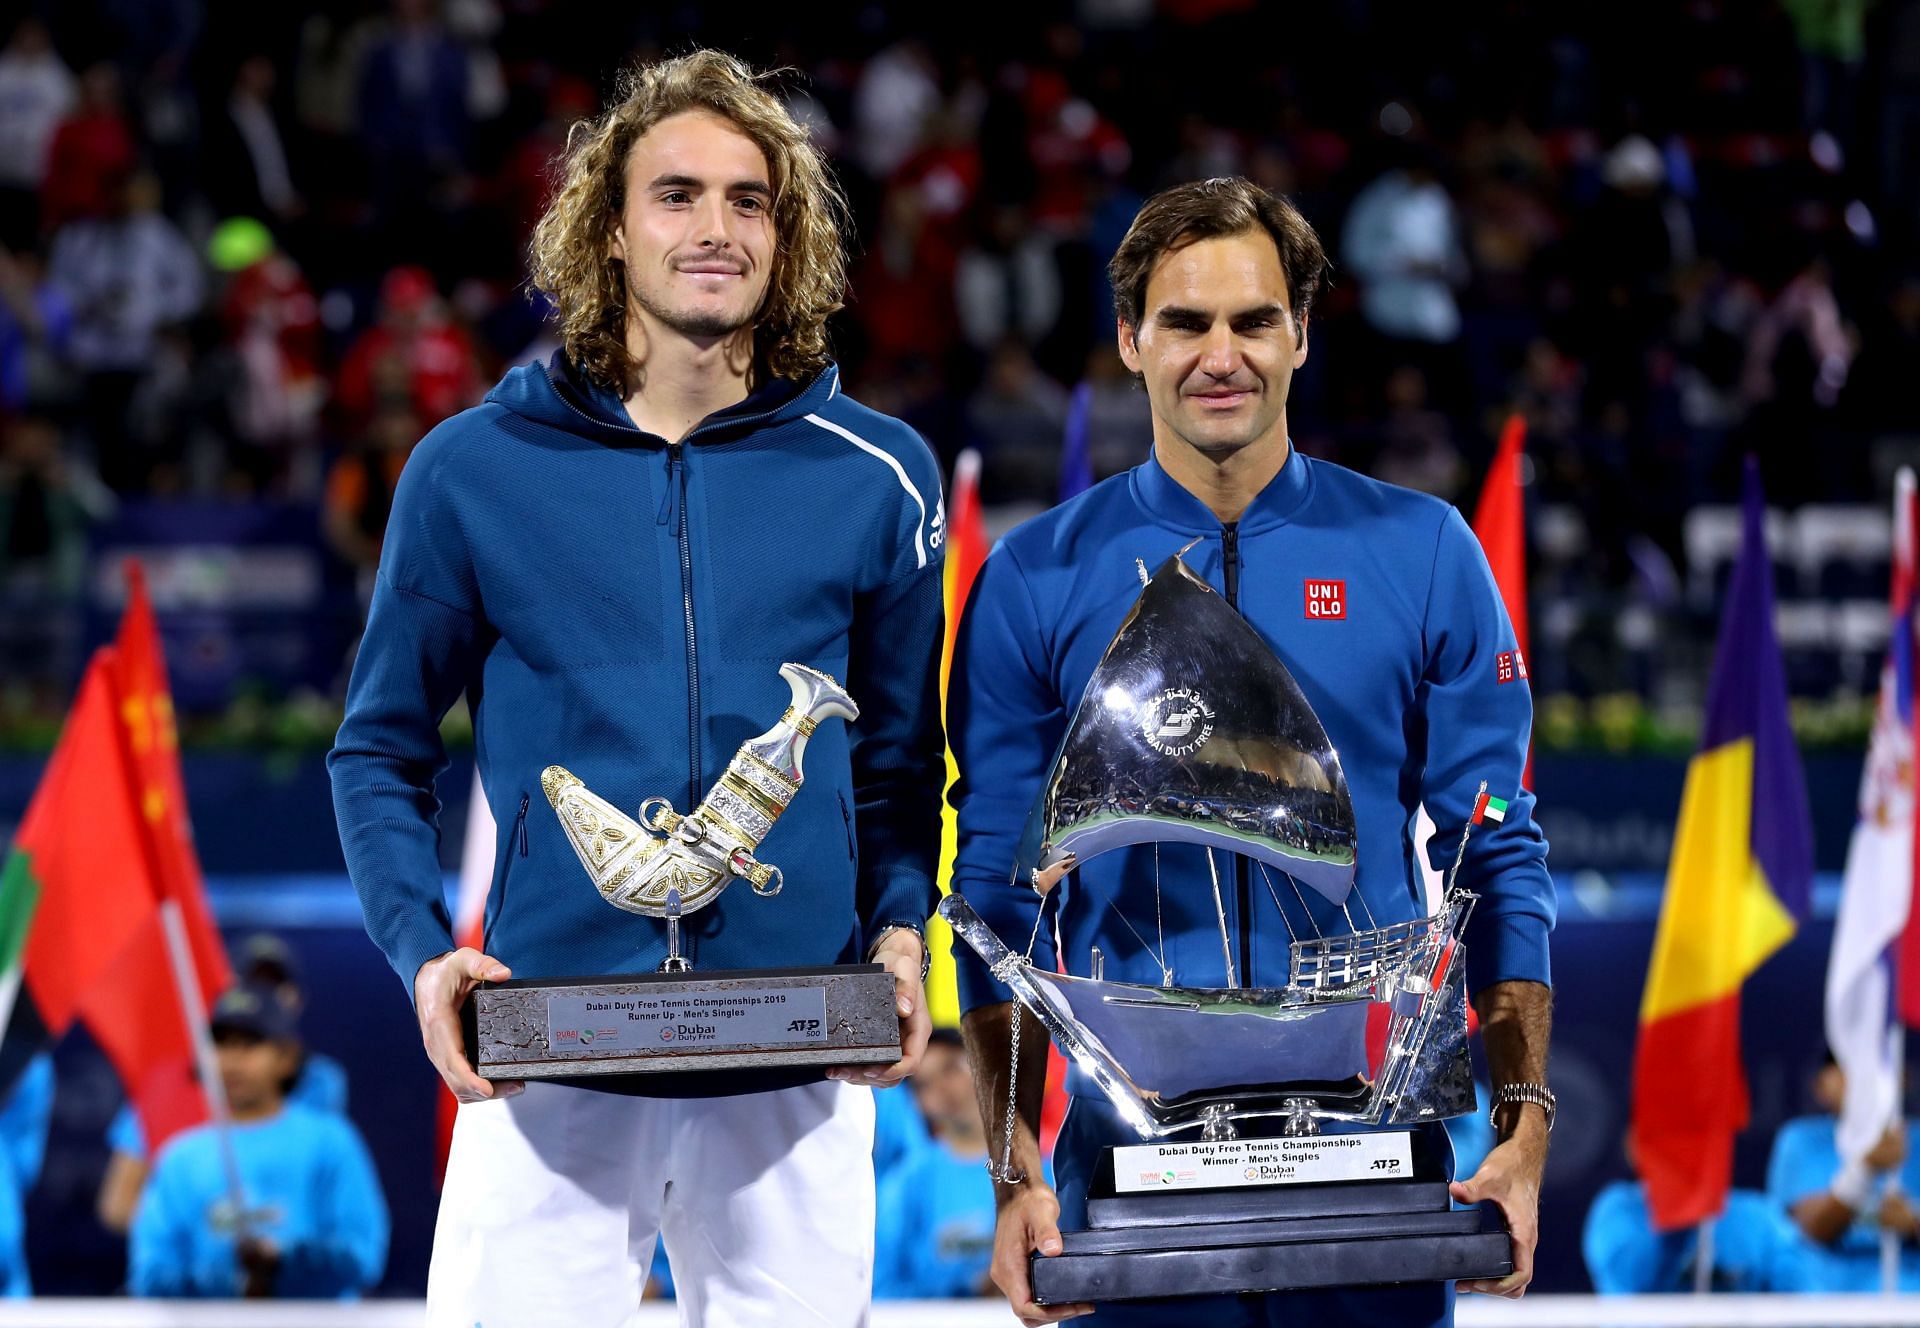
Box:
466 664 901 1079
942 553 1510 1302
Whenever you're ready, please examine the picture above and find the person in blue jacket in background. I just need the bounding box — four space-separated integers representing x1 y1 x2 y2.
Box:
129 982 387 1298
1769 1053 1920 1291
949 176 1556 1328
1584 1181 1809 1293
874 1077 931 1186
877 1028 1038 1299
0 1050 53 1294
98 932 349 1235
1583 1131 1809 1293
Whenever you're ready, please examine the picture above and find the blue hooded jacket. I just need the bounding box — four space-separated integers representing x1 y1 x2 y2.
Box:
948 448 1554 1095
329 354 945 1001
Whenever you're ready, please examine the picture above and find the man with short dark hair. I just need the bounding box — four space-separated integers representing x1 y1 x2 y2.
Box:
950 176 1556 1327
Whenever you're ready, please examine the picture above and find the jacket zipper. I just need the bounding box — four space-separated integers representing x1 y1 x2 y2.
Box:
1221 523 1254 986
485 793 530 951
670 442 701 812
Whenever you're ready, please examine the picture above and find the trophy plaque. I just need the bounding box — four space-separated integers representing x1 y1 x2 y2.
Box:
942 554 1513 1303
465 663 902 1079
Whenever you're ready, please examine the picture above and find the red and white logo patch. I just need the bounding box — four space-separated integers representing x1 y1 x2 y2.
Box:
1304 579 1346 620
1495 649 1529 684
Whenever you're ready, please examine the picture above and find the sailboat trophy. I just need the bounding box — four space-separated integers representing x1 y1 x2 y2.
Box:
465 663 901 1079
942 554 1513 1302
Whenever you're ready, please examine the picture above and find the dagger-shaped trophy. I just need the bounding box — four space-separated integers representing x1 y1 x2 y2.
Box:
942 553 1512 1303
464 663 902 1078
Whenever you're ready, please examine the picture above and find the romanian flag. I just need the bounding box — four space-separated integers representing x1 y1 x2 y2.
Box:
929 450 987 1029
1630 459 1813 1230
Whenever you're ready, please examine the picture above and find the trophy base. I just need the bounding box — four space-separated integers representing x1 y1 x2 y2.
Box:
1031 1131 1512 1304
463 963 901 1079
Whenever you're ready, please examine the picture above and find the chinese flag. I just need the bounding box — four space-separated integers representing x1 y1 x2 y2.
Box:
82 563 231 1152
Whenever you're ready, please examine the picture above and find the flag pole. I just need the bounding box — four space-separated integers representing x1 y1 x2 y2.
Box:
1886 1030 1907 1294
156 898 250 1240
1692 1217 1714 1293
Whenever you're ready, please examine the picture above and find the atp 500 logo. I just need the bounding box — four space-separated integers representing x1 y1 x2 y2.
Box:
1141 688 1215 757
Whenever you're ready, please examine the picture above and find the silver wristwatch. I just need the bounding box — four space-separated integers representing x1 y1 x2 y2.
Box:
867 921 932 983
1490 1082 1556 1133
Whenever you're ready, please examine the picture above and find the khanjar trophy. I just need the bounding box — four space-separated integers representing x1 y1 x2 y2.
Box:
941 553 1513 1303
465 663 902 1078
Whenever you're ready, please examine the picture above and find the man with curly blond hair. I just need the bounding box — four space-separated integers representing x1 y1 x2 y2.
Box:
329 49 944 1325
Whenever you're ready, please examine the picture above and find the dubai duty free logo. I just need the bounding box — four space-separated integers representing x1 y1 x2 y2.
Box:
1141 687 1215 757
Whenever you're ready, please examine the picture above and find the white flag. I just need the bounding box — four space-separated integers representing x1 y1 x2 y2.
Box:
1825 468 1916 1167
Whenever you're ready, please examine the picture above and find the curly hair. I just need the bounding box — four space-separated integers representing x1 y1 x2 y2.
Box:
528 50 850 390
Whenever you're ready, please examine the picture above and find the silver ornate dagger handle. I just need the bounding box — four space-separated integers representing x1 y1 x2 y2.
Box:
543 663 859 919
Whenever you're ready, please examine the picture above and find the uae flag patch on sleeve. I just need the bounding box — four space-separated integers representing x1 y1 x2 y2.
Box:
1471 792 1509 825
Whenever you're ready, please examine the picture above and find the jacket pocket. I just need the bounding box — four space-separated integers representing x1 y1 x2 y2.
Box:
837 790 856 861
483 792 530 952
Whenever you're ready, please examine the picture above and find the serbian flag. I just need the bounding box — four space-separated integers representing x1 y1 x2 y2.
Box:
1472 414 1530 786
1630 458 1813 1230
0 564 231 1151
1827 469 1919 1172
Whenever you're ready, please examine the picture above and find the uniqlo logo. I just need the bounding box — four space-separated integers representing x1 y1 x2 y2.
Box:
1304 579 1346 620
1496 650 1529 684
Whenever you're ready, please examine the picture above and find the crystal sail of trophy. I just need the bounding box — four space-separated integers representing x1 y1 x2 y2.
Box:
940 554 1512 1302
465 663 901 1078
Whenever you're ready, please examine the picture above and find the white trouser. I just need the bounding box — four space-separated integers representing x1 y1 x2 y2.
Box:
429 1078 876 1328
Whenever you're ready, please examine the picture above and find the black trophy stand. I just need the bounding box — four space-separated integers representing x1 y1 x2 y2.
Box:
1030 1128 1512 1304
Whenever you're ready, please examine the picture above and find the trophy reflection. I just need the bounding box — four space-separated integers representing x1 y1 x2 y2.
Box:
941 553 1511 1303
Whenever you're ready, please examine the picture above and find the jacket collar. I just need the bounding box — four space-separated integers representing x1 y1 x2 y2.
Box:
483 351 835 447
1130 442 1314 535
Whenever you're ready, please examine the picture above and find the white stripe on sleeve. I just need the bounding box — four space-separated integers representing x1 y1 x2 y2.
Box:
803 412 929 569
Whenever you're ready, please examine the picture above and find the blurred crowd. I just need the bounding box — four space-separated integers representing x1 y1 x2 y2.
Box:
0 0 1917 700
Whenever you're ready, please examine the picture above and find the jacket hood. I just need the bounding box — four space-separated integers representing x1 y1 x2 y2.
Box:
484 351 842 446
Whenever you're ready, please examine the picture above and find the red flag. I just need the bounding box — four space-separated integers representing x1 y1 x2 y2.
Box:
72 564 232 1151
1472 414 1531 787
1 568 231 1150
941 449 987 703
13 656 167 1029
105 560 227 997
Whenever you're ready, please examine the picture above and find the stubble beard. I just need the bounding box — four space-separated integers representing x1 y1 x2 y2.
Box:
630 267 757 340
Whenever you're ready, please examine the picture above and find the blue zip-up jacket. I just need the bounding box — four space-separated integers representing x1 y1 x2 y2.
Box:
949 448 1554 1087
329 354 945 1003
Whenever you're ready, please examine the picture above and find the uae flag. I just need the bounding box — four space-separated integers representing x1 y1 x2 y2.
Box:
0 564 231 1151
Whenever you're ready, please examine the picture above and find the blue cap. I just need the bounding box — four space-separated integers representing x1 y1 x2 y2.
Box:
209 981 298 1043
